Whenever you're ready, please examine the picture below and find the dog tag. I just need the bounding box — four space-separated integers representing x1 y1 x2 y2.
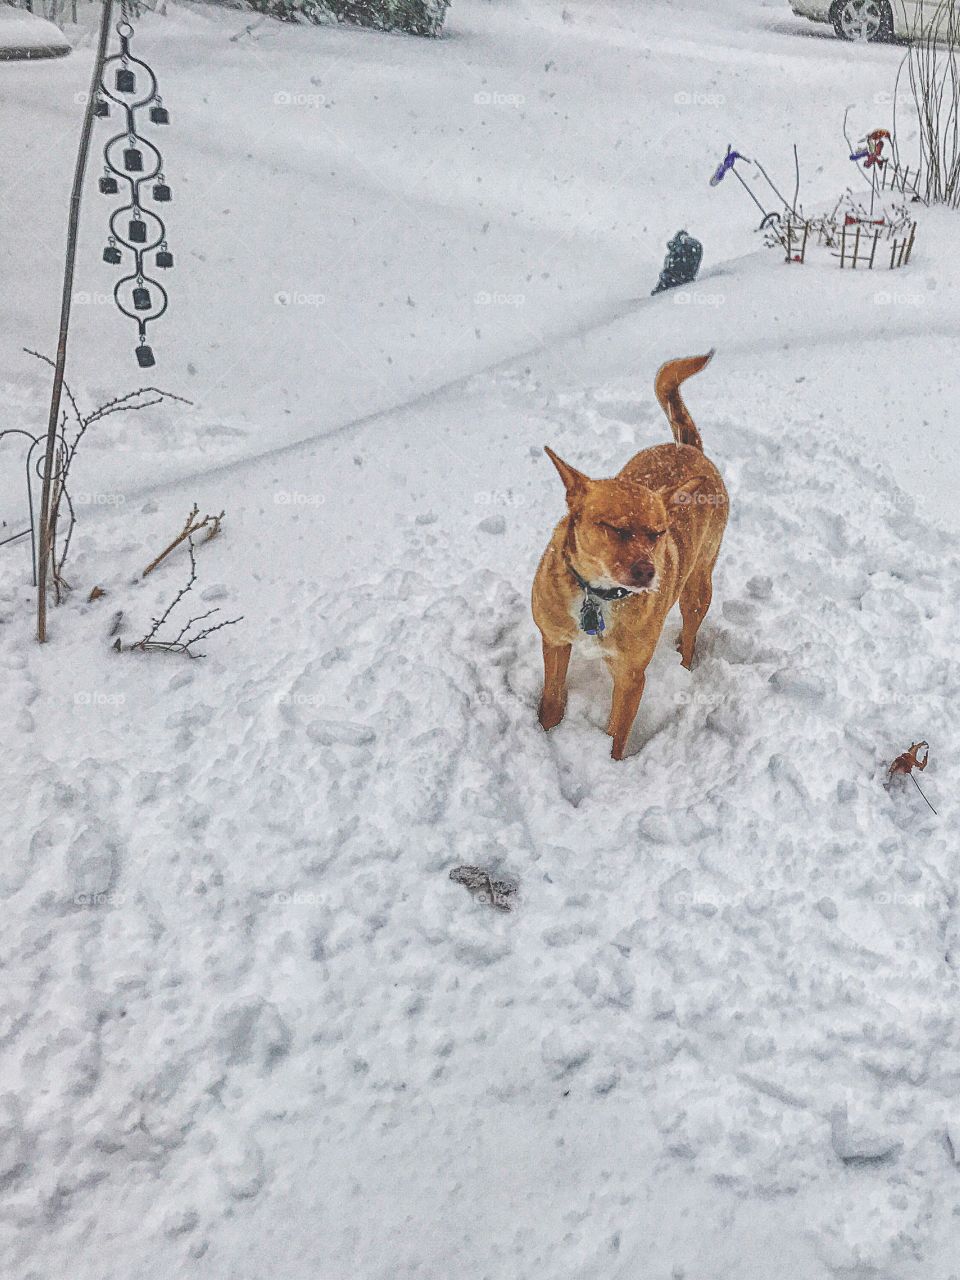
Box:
580 597 604 636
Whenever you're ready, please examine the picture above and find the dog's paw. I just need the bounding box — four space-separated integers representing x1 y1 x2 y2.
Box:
538 699 566 732
676 633 695 669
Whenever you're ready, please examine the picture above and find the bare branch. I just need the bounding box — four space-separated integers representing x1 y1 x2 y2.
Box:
127 539 242 658
142 504 226 578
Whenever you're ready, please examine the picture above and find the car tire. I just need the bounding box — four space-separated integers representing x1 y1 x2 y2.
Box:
830 0 893 41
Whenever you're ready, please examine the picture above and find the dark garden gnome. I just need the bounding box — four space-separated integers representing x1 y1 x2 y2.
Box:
651 229 703 294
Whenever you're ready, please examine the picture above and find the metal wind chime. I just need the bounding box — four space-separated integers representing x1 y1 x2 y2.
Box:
94 4 173 368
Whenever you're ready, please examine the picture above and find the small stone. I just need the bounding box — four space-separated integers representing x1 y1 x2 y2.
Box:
746 575 772 600
830 1104 902 1164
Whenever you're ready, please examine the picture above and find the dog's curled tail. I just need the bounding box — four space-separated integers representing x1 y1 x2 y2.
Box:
655 350 714 452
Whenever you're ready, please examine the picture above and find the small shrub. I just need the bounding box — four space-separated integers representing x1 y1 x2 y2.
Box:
246 0 450 37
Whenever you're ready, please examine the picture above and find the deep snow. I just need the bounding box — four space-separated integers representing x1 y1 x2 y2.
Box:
3 2 960 1279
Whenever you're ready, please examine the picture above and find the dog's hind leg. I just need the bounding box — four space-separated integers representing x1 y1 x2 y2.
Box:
677 562 715 670
539 638 572 731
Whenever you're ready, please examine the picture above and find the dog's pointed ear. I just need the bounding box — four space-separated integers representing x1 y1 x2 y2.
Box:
659 474 707 517
544 447 589 503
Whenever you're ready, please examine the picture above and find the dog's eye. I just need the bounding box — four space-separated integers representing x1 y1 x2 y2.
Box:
599 522 633 542
649 529 665 541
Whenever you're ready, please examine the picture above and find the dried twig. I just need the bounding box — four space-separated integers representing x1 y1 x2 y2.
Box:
142 503 225 578
127 540 242 658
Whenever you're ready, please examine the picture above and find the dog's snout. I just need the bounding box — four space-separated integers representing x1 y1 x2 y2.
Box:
629 561 656 587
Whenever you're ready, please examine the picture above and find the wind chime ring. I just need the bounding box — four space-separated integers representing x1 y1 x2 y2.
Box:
99 58 158 114
113 275 169 332
108 203 165 253
103 131 163 185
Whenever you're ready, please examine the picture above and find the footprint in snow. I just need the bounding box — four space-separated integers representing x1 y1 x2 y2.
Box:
304 719 375 747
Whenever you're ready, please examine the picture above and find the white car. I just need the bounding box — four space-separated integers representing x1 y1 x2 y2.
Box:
0 4 70 60
792 0 956 42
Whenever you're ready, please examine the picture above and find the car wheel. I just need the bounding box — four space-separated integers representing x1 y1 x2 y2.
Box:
830 0 893 41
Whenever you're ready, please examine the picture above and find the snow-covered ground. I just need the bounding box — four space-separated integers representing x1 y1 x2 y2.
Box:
3 2 960 1278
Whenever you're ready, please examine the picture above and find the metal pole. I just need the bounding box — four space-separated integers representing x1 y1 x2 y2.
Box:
36 0 114 643
731 167 770 220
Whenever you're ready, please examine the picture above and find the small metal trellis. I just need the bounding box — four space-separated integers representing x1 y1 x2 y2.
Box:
0 427 69 586
772 215 917 270
95 4 174 368
836 218 916 270
879 162 922 201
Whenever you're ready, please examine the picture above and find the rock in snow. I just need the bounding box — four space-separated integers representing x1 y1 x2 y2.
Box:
830 1105 903 1165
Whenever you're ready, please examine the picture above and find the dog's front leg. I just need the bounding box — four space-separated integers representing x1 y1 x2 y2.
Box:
539 638 572 731
605 660 648 760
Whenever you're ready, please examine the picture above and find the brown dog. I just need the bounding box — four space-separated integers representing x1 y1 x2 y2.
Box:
531 352 728 760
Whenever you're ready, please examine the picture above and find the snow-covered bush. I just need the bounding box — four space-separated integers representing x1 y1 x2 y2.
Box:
246 0 450 37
